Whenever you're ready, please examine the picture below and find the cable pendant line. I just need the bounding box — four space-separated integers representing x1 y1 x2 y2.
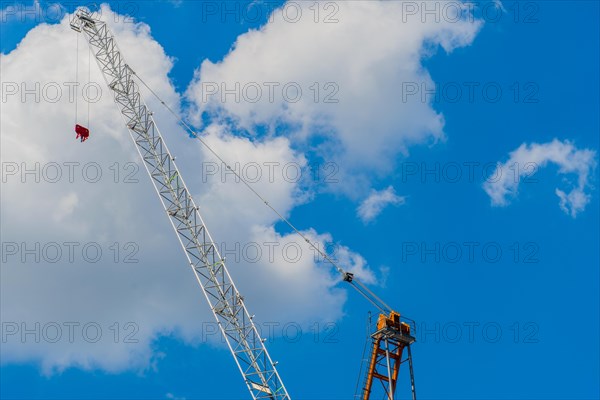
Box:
75 32 79 124
130 68 392 315
87 43 91 128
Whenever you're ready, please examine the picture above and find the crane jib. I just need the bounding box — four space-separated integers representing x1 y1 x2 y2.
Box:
70 8 290 400
69 7 416 400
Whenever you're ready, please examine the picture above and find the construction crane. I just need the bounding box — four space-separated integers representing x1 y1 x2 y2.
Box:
357 307 417 400
69 8 416 400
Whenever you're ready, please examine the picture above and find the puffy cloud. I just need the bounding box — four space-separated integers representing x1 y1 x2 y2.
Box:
186 0 482 194
1 6 182 374
187 125 364 322
493 0 507 13
357 186 406 224
1 6 370 374
165 394 186 400
52 192 79 221
483 139 596 217
0 5 197 374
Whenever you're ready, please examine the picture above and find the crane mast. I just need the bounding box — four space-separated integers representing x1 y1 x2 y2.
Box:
70 9 289 400
342 273 417 400
360 312 416 400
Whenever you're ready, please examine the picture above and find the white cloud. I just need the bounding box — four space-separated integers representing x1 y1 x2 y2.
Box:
165 393 185 400
493 0 507 13
1 5 193 374
357 186 406 224
1 6 371 374
52 192 79 221
483 139 596 217
186 0 483 195
188 125 367 322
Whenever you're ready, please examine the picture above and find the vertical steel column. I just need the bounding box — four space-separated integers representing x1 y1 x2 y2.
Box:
407 345 416 400
384 339 394 400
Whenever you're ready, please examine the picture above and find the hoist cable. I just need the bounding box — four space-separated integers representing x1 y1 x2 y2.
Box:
75 32 79 124
131 68 391 315
87 44 91 128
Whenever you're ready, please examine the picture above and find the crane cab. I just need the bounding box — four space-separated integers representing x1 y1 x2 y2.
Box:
377 311 413 340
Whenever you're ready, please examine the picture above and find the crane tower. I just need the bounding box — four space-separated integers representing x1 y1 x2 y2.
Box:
69 8 416 400
70 9 289 399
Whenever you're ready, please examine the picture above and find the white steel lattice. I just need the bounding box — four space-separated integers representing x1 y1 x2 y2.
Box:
70 9 290 400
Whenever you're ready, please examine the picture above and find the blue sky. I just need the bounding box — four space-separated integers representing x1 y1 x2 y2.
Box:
1 1 599 399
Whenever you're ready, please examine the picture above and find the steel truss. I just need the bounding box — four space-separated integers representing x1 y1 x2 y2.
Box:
361 313 416 400
70 9 290 400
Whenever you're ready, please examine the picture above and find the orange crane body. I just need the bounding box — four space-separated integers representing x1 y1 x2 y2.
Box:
361 312 416 400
